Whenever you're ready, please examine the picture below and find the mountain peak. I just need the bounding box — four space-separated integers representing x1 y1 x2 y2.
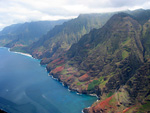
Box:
109 12 132 21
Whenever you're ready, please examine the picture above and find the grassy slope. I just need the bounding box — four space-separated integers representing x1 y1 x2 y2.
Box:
46 12 150 112
26 13 113 59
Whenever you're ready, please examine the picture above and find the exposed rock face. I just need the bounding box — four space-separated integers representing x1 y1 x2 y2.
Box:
79 73 90 82
125 62 150 103
1 9 150 113
85 62 150 113
45 10 150 112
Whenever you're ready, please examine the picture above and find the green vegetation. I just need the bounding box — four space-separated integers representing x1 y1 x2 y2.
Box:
122 50 129 59
11 47 27 52
27 13 113 59
138 101 150 112
122 37 131 46
107 92 114 98
79 70 86 75
38 46 45 52
61 11 150 112
88 80 100 90
88 77 104 90
66 74 72 77
109 96 116 105
0 39 12 46
0 20 66 52
60 69 68 75
77 82 82 86
2 9 150 113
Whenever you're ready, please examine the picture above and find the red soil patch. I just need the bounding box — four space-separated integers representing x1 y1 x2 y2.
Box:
66 75 74 80
67 67 73 71
66 75 74 82
51 58 61 64
67 67 76 74
51 65 64 74
95 95 113 109
90 95 114 113
122 106 135 113
79 73 90 82
56 59 64 65
59 75 66 81
88 94 134 113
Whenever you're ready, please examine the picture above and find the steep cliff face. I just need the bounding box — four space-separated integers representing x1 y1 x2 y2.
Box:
26 13 113 59
1 9 150 113
48 13 144 91
46 11 150 112
82 13 150 113
83 61 150 113
0 20 66 52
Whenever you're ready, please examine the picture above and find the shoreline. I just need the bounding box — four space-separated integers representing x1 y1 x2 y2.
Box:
12 51 32 58
48 73 99 98
4 47 33 58
48 73 99 113
0 46 36 60
1 47 97 113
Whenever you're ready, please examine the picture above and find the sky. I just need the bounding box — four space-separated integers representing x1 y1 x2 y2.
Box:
0 0 150 30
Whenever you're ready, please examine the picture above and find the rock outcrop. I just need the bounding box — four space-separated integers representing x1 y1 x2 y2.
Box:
44 10 150 112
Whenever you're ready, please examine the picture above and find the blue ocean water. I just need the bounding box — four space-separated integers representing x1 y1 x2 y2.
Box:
0 47 97 113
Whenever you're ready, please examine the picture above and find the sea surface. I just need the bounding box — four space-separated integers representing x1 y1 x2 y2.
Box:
0 47 97 113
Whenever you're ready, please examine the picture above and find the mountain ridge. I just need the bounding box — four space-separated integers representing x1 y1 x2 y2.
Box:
25 13 114 59
1 9 150 113
44 11 150 112
0 20 67 52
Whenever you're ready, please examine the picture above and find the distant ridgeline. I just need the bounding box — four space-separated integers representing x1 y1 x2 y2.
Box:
0 20 66 52
1 9 150 113
24 13 114 59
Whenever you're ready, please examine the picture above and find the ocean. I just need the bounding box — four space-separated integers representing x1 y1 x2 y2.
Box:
0 47 97 113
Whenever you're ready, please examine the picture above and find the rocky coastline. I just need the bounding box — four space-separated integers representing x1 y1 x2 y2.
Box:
47 68 99 113
1 9 150 113
39 12 150 112
1 47 98 113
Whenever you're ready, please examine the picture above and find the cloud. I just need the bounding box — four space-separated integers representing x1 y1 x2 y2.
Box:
0 0 150 30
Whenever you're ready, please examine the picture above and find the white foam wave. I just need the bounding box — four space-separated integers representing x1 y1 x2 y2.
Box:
42 94 47 99
13 51 32 57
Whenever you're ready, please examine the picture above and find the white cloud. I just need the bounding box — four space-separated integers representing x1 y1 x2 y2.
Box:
0 0 150 30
